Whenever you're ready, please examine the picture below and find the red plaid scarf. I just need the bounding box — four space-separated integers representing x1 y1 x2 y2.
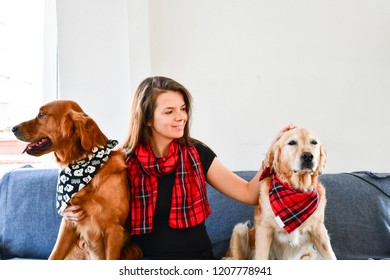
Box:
126 140 211 234
267 173 319 234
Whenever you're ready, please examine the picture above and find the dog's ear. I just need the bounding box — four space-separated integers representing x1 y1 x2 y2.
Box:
69 111 108 151
270 144 281 175
263 147 274 171
317 145 327 175
60 112 75 140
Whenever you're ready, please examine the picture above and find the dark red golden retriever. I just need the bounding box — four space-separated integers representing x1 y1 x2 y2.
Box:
12 100 142 260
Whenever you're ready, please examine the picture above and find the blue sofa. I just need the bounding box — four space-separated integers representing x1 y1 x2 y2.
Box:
1 166 389 260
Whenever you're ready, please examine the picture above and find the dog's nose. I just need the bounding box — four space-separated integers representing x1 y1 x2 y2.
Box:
301 152 313 163
11 125 19 135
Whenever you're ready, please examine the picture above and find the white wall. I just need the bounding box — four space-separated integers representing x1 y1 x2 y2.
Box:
127 0 151 91
56 0 390 173
148 0 390 173
56 0 132 142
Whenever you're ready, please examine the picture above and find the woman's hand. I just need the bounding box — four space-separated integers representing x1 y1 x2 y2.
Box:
270 123 297 148
61 205 86 223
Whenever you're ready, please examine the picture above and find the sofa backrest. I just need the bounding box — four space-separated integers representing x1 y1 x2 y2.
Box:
205 171 255 259
1 167 389 260
206 171 390 260
0 167 62 259
320 172 390 260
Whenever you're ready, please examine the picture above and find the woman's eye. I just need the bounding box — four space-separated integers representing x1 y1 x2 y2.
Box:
288 140 297 146
311 140 318 145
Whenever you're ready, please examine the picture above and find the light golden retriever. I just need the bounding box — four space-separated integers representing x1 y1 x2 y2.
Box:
12 100 142 260
226 127 336 260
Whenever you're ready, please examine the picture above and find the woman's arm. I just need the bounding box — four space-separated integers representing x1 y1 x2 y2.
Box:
206 158 263 205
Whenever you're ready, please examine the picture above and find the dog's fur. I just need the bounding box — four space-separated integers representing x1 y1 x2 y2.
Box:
12 100 142 260
226 127 336 260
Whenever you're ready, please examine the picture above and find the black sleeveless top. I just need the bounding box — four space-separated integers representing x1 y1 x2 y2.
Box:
131 142 216 259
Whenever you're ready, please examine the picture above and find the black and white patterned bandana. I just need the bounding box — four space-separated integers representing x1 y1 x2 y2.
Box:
56 139 118 214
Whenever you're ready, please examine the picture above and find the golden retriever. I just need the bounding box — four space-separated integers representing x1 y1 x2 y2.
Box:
226 127 336 260
12 100 142 260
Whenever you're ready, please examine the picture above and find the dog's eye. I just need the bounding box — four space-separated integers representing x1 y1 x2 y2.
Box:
288 140 297 146
38 112 45 118
311 140 318 145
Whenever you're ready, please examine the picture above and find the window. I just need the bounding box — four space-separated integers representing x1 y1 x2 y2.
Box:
0 0 57 173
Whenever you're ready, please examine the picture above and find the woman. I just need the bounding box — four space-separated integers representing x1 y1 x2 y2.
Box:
63 76 293 259
122 76 293 259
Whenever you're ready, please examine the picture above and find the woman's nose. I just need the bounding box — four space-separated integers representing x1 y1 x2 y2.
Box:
175 110 186 120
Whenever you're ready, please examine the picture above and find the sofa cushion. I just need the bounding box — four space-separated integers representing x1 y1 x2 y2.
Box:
206 171 390 260
320 172 390 260
0 166 62 259
1 167 389 260
205 171 255 259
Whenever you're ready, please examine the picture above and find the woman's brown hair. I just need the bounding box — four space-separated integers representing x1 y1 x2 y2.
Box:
122 76 193 153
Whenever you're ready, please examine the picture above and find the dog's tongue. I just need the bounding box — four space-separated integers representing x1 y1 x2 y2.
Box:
22 138 49 153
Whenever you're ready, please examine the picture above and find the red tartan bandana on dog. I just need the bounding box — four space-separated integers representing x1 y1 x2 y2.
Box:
268 174 319 234
126 140 211 234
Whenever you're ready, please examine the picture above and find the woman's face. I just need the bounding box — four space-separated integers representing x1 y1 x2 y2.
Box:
148 90 188 144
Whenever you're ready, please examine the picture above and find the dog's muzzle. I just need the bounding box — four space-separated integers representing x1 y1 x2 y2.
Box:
11 125 52 155
11 125 21 138
300 152 314 170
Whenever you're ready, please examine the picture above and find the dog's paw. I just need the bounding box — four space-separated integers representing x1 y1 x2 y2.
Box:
232 220 251 234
